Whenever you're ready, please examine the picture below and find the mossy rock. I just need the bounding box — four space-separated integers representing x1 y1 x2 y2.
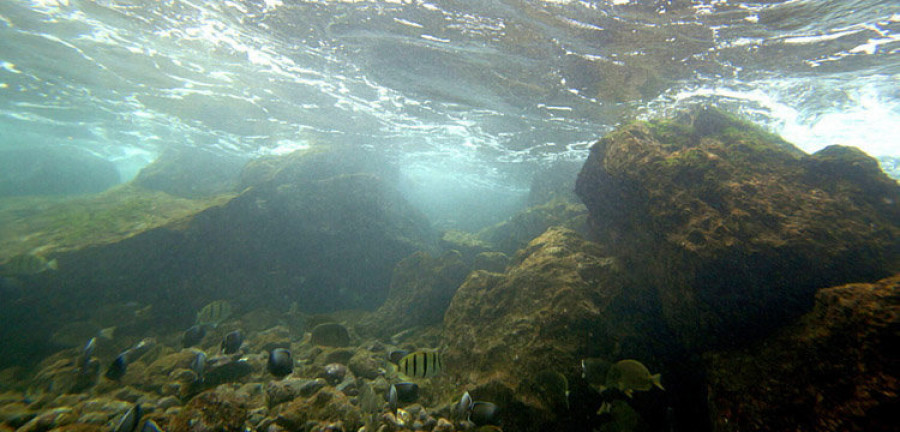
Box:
575 105 900 349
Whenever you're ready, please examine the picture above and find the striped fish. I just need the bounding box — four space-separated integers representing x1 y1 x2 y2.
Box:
398 349 442 379
195 300 232 327
0 254 57 276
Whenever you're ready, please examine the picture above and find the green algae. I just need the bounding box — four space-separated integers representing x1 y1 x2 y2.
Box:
0 185 234 261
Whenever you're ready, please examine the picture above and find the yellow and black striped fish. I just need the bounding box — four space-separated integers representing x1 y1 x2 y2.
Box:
0 253 57 276
195 300 232 327
398 349 442 379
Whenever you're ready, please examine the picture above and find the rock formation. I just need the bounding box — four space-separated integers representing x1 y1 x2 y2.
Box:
575 107 900 348
443 227 647 430
705 274 899 432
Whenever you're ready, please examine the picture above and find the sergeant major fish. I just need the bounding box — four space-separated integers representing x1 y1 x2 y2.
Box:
398 349 442 379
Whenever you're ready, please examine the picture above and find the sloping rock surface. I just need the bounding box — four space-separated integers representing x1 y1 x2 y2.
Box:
1 147 436 368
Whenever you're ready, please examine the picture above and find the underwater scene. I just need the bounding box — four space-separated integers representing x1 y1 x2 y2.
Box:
0 1 898 432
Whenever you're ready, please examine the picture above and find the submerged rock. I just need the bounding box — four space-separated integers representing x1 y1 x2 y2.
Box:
359 250 471 339
443 227 634 431
705 273 900 432
575 106 900 348
273 387 362 432
170 390 248 432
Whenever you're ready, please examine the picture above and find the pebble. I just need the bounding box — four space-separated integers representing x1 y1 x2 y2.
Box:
433 418 454 432
17 407 78 432
156 396 180 411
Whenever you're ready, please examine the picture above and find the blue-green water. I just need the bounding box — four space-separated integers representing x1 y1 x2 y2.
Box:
0 0 897 207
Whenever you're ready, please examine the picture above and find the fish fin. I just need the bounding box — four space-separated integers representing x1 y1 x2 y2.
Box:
46 259 58 271
624 389 634 398
652 373 665 390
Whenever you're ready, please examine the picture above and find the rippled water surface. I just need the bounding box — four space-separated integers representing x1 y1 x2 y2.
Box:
1 0 898 188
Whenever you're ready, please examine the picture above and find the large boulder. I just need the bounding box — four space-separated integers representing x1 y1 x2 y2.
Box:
575 107 900 348
704 273 900 432
442 227 649 431
0 146 119 196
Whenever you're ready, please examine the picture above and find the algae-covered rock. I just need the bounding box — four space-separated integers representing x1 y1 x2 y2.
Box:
132 147 247 199
443 227 636 431
170 389 248 432
273 387 362 432
705 274 900 432
575 106 900 348
359 250 471 338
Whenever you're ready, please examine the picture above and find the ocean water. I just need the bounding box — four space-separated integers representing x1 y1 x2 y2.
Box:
0 2 898 431
0 0 897 207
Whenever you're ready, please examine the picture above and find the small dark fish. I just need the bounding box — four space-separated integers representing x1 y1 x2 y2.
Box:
221 330 243 354
113 404 142 432
105 352 128 381
393 382 419 404
453 391 474 420
125 338 154 362
182 325 206 348
72 357 100 392
387 384 398 414
267 348 293 378
140 419 162 432
310 322 351 347
190 351 207 382
470 401 500 427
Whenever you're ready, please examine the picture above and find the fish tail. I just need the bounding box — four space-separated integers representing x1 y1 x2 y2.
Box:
47 259 58 271
652 373 665 390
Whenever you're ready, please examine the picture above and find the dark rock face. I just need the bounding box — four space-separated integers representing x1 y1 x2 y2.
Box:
443 227 641 431
132 147 248 198
359 250 470 338
0 146 120 196
575 107 900 348
705 274 900 432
